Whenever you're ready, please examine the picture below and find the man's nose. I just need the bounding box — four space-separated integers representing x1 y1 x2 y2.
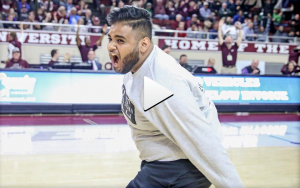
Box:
107 41 117 52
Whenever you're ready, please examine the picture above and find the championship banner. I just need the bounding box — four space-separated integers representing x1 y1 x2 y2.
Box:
0 29 102 46
158 38 298 54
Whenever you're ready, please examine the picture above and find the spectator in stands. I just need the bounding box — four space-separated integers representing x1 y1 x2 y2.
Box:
207 58 217 74
227 0 236 15
243 21 255 41
187 14 200 27
210 0 221 15
85 51 102 70
166 1 176 20
24 11 41 30
161 44 171 54
178 0 189 20
35 8 45 23
0 0 14 17
200 2 213 21
48 49 60 66
4 14 17 29
254 14 271 42
19 5 29 21
69 7 80 25
187 23 202 39
272 26 288 43
288 30 296 43
76 23 107 62
176 21 187 38
233 10 245 24
240 0 257 16
187 1 199 18
262 0 276 16
59 19 72 32
272 9 283 26
7 23 23 61
90 17 103 33
222 16 240 39
171 14 183 30
153 0 169 20
77 0 88 16
18 0 30 12
242 59 260 74
59 0 67 8
281 61 300 75
77 18 88 33
218 2 232 18
66 0 74 15
218 18 243 74
9 8 18 21
209 22 219 39
5 47 29 69
179 54 193 72
42 12 55 31
83 9 92 26
54 6 68 24
291 14 300 36
145 3 153 18
289 47 300 64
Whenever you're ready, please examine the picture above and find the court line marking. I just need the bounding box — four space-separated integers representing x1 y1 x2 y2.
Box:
223 122 300 145
83 119 98 125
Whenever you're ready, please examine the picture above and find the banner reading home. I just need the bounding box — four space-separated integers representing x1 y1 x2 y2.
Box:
0 29 102 46
158 38 297 54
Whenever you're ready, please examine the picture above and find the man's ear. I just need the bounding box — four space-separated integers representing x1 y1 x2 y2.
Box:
139 37 151 54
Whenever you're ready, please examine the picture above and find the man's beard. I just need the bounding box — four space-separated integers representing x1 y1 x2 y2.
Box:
115 45 140 74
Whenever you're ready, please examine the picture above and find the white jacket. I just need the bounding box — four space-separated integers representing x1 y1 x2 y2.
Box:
122 45 243 188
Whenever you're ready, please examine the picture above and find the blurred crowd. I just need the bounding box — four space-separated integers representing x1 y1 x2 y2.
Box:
1 0 300 75
0 0 299 42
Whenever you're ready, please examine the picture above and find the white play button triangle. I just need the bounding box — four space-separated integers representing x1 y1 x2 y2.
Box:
144 76 174 112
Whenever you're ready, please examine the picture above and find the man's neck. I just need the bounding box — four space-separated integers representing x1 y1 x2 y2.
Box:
52 57 58 61
131 44 154 74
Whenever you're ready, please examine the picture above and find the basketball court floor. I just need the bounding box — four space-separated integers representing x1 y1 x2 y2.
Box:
0 113 299 188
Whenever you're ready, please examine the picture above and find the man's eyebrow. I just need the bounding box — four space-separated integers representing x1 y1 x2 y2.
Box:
114 35 127 39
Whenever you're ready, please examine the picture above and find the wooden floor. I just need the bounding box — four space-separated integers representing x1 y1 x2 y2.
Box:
0 147 299 188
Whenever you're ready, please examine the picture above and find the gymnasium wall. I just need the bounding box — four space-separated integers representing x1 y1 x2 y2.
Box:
0 30 295 73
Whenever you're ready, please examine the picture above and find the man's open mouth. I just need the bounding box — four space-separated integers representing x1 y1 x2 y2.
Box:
111 54 119 67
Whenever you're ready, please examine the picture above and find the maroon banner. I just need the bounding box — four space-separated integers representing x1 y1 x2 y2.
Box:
0 30 101 46
158 38 298 54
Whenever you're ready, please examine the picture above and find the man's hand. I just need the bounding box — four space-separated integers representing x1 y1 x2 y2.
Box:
219 18 224 28
253 69 259 74
102 24 108 35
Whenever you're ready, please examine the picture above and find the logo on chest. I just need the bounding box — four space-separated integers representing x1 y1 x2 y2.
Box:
121 85 136 124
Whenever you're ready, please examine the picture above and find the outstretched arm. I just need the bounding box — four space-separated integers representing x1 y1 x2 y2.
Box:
76 22 81 47
96 24 108 46
218 19 224 45
248 0 257 8
236 23 243 47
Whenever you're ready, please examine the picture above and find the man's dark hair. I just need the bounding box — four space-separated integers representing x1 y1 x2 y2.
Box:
180 54 187 60
9 32 17 40
51 49 58 57
106 6 152 41
161 44 170 51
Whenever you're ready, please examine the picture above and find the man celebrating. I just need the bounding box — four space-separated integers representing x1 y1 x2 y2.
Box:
218 18 243 74
107 6 243 188
76 22 107 62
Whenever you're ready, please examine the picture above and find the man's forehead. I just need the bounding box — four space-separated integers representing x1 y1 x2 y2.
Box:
108 23 134 38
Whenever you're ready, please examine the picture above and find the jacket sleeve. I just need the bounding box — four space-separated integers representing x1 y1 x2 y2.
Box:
146 77 243 188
